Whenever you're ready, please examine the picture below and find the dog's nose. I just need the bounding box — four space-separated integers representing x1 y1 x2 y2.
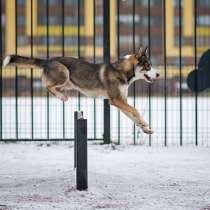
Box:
156 73 160 78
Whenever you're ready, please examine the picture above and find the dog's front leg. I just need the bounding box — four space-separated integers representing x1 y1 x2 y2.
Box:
109 98 153 134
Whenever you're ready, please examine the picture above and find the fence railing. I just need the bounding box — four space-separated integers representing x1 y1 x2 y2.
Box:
0 0 210 146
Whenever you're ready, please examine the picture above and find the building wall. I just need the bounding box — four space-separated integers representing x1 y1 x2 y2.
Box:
1 0 210 95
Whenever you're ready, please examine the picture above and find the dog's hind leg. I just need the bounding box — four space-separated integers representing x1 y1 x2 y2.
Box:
43 61 71 101
47 83 69 101
109 98 153 134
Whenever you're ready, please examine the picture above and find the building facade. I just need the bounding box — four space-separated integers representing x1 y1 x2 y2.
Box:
1 0 210 95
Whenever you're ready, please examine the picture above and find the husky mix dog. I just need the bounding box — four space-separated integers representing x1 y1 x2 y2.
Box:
3 46 159 134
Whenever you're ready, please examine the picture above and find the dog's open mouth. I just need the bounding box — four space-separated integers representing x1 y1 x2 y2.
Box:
144 74 154 83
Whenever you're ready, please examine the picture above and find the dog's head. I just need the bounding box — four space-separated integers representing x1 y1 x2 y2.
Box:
133 46 160 83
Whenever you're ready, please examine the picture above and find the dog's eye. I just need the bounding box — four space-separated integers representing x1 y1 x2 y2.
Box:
142 63 151 71
139 59 145 66
146 65 151 71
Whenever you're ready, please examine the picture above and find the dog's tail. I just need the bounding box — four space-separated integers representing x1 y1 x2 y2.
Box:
2 55 47 69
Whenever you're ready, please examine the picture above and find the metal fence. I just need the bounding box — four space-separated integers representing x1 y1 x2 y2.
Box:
0 0 210 146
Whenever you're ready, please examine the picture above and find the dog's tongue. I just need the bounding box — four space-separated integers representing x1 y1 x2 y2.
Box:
144 74 153 83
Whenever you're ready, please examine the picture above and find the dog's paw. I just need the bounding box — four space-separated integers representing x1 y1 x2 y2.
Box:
62 96 69 102
58 95 69 102
142 126 154 135
137 119 148 128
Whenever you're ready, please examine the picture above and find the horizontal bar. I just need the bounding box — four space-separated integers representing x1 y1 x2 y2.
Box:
0 138 104 142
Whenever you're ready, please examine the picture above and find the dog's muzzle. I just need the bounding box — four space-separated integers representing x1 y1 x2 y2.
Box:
143 69 160 83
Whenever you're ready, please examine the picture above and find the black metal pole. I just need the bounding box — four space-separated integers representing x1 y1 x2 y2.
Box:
74 112 77 168
103 0 110 144
132 0 136 145
194 0 198 146
15 0 18 140
179 0 183 146
77 0 81 110
74 111 83 169
117 0 120 144
62 0 66 139
163 0 167 146
0 0 2 140
46 0 49 140
93 0 96 140
75 112 88 191
148 0 152 146
30 0 34 140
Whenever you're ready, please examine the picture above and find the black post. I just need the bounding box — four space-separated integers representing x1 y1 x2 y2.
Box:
75 112 88 191
163 0 167 146
15 0 18 140
194 0 198 146
0 0 2 140
74 111 83 168
103 0 110 144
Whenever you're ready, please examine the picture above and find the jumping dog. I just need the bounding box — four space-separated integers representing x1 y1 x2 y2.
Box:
3 46 159 134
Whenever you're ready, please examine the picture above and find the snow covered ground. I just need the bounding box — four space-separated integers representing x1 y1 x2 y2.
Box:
0 143 210 210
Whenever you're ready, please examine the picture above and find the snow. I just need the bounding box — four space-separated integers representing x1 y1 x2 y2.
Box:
0 143 210 210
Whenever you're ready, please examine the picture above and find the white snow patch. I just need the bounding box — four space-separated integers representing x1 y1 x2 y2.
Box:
0 144 210 210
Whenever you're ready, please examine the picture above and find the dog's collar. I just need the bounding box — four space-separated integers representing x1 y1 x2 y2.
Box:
110 62 135 85
126 69 135 85
127 74 135 84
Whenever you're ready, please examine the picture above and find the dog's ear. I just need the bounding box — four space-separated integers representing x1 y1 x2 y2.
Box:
137 46 144 58
144 46 149 58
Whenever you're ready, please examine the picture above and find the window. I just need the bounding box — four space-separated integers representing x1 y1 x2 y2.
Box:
17 36 28 45
139 16 148 26
197 15 210 26
49 0 60 5
17 0 25 5
95 37 103 46
138 16 162 27
49 16 61 25
49 37 61 45
64 37 86 46
119 15 140 24
198 0 209 7
151 37 162 47
196 37 204 46
125 0 160 7
135 0 148 6
172 58 180 66
65 0 76 5
65 16 77 24
38 0 76 6
39 37 47 45
174 36 180 46
151 57 159 65
173 0 183 7
120 35 140 45
150 0 162 6
151 16 162 26
174 16 182 27
17 16 25 26
139 36 148 45
95 16 103 25
38 16 62 25
38 16 46 25
64 37 78 45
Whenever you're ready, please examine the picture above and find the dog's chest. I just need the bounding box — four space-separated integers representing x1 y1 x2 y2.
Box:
119 84 128 99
